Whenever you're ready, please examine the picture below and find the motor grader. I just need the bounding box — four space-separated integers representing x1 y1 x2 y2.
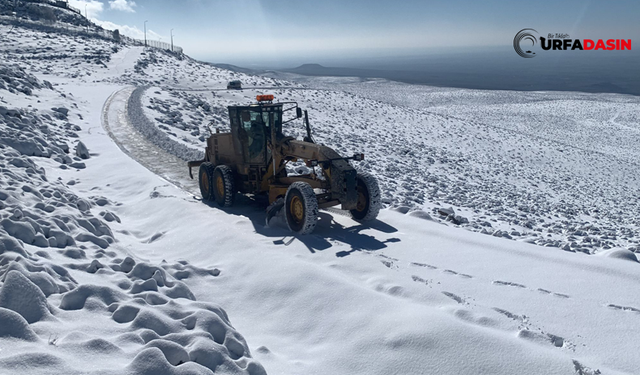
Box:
187 95 381 234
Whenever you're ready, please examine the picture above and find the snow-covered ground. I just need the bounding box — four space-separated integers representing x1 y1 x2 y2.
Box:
1 19 639 375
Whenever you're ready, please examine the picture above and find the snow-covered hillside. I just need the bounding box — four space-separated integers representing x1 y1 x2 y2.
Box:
1 18 639 375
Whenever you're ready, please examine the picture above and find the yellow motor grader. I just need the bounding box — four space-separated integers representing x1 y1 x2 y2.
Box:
188 95 380 234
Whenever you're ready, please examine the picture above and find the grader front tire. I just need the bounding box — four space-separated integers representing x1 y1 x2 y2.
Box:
350 172 381 221
285 182 319 234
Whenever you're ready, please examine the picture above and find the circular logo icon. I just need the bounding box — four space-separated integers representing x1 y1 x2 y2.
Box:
514 29 539 58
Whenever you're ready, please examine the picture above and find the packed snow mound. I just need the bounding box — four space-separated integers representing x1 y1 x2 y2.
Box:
0 307 39 341
0 64 51 95
0 71 114 255
75 141 90 159
0 270 51 323
595 249 638 262
0 145 264 372
0 167 263 372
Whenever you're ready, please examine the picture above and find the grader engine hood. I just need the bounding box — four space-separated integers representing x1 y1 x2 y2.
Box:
285 140 358 210
330 158 358 210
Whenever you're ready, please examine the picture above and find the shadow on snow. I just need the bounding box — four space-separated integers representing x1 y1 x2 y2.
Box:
200 194 401 256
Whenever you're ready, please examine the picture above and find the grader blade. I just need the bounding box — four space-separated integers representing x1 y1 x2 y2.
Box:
265 198 285 227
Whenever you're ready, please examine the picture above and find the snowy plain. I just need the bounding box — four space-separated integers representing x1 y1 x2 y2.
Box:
0 16 639 375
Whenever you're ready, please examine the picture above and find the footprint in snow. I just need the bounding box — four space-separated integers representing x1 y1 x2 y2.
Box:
380 260 396 269
256 346 271 355
452 309 498 328
442 291 465 304
553 293 570 299
572 360 602 375
537 288 570 299
492 307 525 321
443 269 473 278
378 254 399 261
607 304 640 313
411 275 430 285
410 262 438 269
493 280 526 288
518 330 565 348
146 232 164 243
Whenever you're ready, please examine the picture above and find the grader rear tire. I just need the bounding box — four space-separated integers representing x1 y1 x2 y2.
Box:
285 182 318 234
199 162 216 202
212 165 235 207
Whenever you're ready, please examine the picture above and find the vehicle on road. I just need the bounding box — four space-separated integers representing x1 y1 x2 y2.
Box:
226 80 242 90
188 95 381 234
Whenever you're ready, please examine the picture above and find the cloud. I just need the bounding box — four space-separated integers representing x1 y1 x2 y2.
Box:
67 0 104 19
94 19 164 41
109 0 136 13
69 0 163 44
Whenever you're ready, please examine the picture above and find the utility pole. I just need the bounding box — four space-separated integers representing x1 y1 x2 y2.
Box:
9 0 17 34
144 20 148 47
170 29 174 52
85 4 88 32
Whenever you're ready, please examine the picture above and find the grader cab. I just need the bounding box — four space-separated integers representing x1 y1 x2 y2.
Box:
188 95 380 234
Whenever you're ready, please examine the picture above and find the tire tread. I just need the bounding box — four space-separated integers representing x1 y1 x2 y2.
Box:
285 181 319 234
351 172 381 221
214 165 235 207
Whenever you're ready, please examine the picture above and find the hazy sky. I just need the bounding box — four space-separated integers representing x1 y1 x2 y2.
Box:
69 0 640 66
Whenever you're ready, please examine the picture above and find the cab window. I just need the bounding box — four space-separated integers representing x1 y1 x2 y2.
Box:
240 109 266 162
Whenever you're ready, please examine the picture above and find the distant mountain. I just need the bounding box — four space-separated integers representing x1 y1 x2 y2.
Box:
278 61 640 96
209 52 640 97
207 63 270 76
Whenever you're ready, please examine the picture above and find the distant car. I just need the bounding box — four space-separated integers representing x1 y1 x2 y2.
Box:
227 80 242 90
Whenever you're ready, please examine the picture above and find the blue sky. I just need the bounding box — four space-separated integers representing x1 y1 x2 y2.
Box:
70 0 640 66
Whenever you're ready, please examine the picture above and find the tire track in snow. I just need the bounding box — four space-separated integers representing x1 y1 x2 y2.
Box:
101 86 200 196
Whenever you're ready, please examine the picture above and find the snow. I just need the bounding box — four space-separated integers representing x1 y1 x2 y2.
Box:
0 306 40 341
0 18 639 375
0 270 52 324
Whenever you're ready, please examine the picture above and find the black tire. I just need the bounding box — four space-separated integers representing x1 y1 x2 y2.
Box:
199 162 216 202
350 172 381 221
285 182 318 234
212 165 235 207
